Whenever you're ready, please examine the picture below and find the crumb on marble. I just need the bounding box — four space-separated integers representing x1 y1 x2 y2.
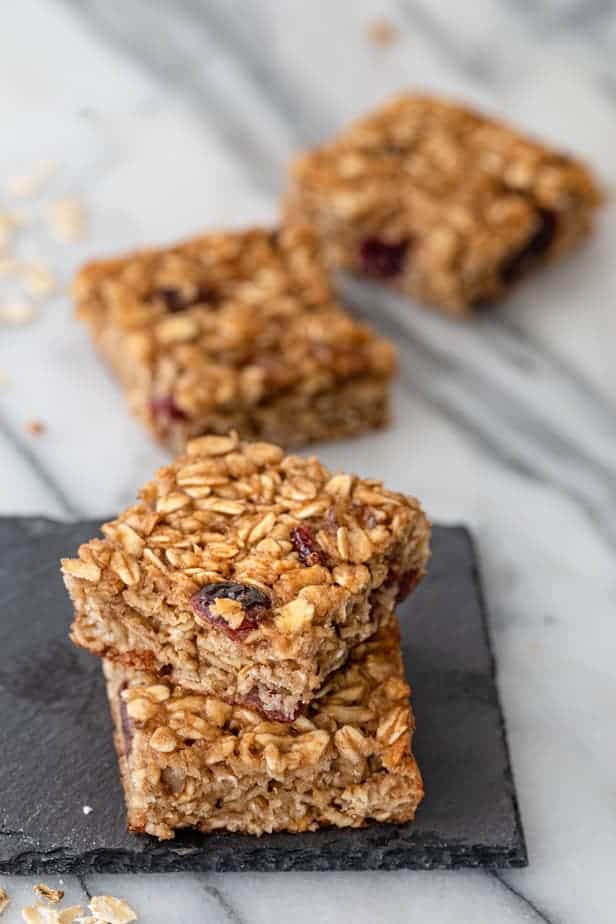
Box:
7 160 58 198
33 885 64 904
0 256 21 277
367 17 397 45
24 420 46 437
82 805 93 815
0 300 37 325
48 199 87 242
24 264 56 296
0 214 17 250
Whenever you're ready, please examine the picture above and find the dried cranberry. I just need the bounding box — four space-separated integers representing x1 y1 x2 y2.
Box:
359 237 409 279
291 525 324 566
150 285 217 313
150 395 187 423
191 582 271 642
395 569 421 602
500 209 557 285
242 687 302 723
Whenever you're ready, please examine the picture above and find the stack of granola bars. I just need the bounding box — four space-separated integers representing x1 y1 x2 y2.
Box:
62 435 430 839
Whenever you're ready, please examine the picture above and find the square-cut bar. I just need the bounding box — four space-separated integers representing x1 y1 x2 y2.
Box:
74 224 397 450
285 93 601 316
63 435 430 721
104 618 423 840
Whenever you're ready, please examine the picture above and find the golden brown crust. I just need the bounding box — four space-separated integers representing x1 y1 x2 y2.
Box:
285 93 602 315
62 434 431 721
74 224 397 448
105 618 423 840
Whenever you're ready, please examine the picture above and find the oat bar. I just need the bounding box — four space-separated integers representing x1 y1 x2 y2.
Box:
74 224 397 450
104 618 423 840
285 93 601 316
62 434 430 721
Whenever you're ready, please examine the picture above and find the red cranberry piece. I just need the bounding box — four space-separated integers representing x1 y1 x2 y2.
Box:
395 569 421 603
191 581 271 642
150 285 217 313
150 395 187 423
500 209 557 285
242 687 302 723
291 525 324 566
359 237 409 279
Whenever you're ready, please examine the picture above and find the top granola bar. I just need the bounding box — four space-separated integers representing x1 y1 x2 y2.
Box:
285 93 602 315
62 434 430 721
74 224 397 450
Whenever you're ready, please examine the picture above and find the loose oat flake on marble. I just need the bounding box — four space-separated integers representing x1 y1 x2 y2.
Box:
33 885 64 904
88 895 137 924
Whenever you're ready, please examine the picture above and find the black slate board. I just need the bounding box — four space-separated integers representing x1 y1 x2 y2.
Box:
0 519 526 873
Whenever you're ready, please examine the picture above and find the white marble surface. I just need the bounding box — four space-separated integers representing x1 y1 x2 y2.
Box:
1 0 616 921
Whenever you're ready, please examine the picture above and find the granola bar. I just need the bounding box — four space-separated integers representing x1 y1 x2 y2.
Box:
285 93 601 316
62 434 430 721
104 618 423 840
74 224 397 450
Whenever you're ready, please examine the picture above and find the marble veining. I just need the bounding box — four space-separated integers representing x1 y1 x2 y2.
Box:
1 0 615 921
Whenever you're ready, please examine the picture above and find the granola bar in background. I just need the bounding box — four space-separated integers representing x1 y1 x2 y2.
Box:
74 225 397 450
285 93 601 316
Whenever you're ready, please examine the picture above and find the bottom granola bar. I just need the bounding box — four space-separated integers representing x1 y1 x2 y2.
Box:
105 617 423 840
